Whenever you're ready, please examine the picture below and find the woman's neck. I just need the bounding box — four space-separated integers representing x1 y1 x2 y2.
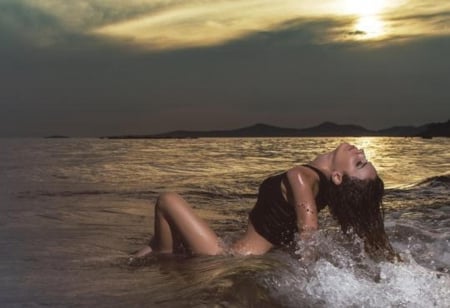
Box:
309 151 333 178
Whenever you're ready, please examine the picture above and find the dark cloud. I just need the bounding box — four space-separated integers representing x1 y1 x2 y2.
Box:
390 10 450 22
0 0 63 47
0 1 449 137
347 30 366 36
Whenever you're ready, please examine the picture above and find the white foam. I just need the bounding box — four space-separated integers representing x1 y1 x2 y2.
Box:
307 257 450 308
263 233 450 308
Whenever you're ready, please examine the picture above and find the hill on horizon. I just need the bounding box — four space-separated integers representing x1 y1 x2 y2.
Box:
102 119 450 139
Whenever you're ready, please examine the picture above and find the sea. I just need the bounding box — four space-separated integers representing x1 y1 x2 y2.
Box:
0 137 449 307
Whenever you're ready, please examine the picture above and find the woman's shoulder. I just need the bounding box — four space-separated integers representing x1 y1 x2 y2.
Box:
286 165 321 185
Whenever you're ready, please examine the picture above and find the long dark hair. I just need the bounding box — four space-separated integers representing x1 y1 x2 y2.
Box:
327 175 398 261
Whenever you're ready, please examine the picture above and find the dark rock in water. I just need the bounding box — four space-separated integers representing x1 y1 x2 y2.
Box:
44 135 70 139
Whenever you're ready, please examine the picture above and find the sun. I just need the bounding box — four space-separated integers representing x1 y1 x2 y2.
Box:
354 15 384 39
344 0 387 40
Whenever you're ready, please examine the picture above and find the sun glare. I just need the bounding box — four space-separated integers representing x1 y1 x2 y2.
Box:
344 0 387 40
344 0 385 16
354 15 384 39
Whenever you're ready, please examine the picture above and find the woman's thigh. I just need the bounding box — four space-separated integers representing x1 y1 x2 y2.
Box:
157 192 223 255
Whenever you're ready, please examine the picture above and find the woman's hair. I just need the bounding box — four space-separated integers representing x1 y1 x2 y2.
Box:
327 175 398 261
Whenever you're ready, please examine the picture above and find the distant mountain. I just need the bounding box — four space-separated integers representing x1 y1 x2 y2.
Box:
376 125 426 137
416 120 450 138
105 123 300 139
298 122 374 136
102 120 450 139
221 123 300 137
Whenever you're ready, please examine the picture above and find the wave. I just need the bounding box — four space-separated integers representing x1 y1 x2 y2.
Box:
386 174 449 196
17 188 256 201
17 189 159 199
415 174 450 187
184 189 256 200
124 230 450 307
16 174 448 206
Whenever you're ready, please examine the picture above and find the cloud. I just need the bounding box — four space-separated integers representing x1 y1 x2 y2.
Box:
0 0 67 47
77 1 450 50
23 0 179 28
1 0 352 50
91 0 338 50
1 1 450 136
0 3 317 56
3 0 450 51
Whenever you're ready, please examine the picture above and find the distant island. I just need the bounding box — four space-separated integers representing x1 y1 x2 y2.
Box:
44 135 70 139
102 119 449 139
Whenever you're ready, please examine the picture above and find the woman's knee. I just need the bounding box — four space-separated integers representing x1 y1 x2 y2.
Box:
156 191 184 212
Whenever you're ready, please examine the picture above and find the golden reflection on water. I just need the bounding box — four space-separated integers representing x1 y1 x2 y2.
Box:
349 138 401 187
342 137 384 174
343 137 450 188
351 137 377 161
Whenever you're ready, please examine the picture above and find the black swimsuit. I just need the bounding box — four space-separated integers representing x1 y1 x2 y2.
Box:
248 165 330 246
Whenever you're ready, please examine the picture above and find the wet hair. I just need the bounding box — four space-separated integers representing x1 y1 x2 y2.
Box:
327 175 398 261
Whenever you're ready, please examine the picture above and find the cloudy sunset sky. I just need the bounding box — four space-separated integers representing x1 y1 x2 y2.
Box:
1 0 449 136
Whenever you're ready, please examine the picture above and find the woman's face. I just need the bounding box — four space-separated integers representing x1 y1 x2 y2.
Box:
332 142 377 181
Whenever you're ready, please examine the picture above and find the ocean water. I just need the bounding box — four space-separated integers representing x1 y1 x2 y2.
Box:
0 137 449 307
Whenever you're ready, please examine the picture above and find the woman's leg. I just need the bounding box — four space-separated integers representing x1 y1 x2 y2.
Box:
135 192 223 256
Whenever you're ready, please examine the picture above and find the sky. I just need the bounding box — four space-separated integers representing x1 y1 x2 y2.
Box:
1 0 449 137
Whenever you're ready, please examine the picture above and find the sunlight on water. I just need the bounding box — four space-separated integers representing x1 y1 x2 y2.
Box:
3 137 447 189
1 137 449 306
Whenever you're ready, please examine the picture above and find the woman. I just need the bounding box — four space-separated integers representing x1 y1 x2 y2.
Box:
134 142 397 260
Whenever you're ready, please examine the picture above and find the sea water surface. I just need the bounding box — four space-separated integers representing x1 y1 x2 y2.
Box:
0 137 449 307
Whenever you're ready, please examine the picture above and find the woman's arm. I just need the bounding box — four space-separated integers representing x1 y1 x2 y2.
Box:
285 166 319 239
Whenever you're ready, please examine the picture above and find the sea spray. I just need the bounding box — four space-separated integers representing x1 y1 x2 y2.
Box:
262 231 450 308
